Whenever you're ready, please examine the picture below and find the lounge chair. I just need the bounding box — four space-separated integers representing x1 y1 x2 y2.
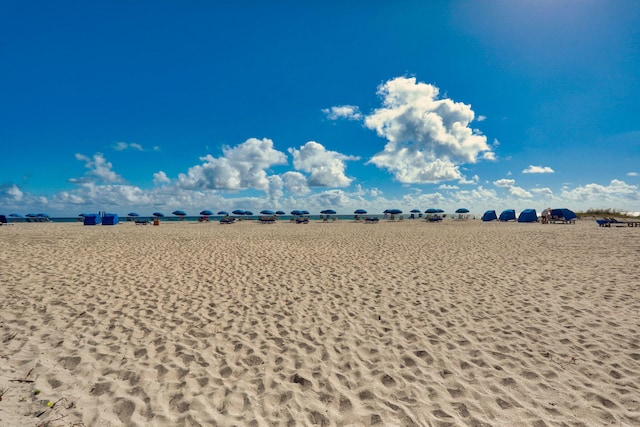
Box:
220 217 236 224
259 216 276 224
364 217 379 224
296 217 309 224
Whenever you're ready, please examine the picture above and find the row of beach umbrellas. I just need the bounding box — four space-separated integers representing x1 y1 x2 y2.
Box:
108 208 471 218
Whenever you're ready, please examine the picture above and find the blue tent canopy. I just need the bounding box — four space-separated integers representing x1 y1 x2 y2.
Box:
481 210 498 222
551 208 577 221
499 209 516 222
518 209 538 223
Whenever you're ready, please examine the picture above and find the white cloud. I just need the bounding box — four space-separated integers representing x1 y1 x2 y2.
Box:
493 179 515 188
322 105 362 121
7 184 24 201
70 153 123 184
627 172 638 177
364 77 493 183
560 179 639 204
522 165 554 174
177 138 287 191
282 171 310 195
492 178 532 198
114 141 145 151
438 184 459 190
531 187 554 197
153 171 171 185
477 115 487 122
288 141 359 187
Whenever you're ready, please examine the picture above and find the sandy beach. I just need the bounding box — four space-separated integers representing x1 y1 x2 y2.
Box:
1 219 639 426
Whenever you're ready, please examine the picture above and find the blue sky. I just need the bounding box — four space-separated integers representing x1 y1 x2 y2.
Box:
2 0 639 216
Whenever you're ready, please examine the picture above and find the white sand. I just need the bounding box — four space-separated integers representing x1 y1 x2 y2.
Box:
1 219 639 426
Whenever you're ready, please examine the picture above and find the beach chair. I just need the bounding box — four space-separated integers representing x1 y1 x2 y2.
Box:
220 217 236 224
295 217 309 224
364 217 379 224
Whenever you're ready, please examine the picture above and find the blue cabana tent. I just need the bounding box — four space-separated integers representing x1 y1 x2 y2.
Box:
550 208 577 222
481 210 498 222
102 213 119 225
83 214 102 225
518 209 538 223
499 209 516 222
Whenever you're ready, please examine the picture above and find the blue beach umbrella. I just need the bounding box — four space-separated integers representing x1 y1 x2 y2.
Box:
128 212 140 217
455 208 470 214
217 210 228 215
244 211 254 216
354 209 367 215
385 209 403 215
232 209 246 215
321 209 337 215
275 210 286 215
301 210 310 215
152 212 165 217
172 210 187 216
260 209 275 215
410 209 421 213
9 213 24 218
425 208 438 214
200 210 213 216
291 210 303 216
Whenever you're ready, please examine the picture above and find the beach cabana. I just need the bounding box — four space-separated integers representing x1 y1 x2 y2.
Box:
518 209 538 223
550 208 577 223
83 214 102 225
102 214 119 226
499 209 516 222
481 210 498 222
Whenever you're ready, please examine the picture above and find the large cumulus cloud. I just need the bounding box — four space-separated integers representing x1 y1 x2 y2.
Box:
288 141 359 187
177 138 287 191
364 77 492 183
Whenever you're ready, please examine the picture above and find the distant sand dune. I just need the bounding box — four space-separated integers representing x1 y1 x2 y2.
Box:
1 220 639 426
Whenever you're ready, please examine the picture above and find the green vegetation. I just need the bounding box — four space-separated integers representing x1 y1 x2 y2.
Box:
576 208 636 219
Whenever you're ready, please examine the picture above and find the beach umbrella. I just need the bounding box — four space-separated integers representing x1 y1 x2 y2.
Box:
425 208 438 214
217 210 228 215
152 212 165 217
260 209 275 215
232 209 246 215
244 211 254 216
291 210 303 216
354 209 367 215
127 212 140 217
436 209 445 213
385 209 403 215
410 209 421 213
200 210 213 216
37 213 49 217
275 210 286 215
455 208 470 214
321 209 337 215
172 210 187 216
301 210 310 215
9 213 24 218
